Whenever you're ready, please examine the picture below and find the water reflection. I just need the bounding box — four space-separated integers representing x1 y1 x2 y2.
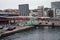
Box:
0 27 60 40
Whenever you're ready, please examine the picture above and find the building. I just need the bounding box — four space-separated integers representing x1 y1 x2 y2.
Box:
4 9 20 14
0 16 30 25
0 16 50 25
0 9 19 25
0 9 19 16
19 4 30 16
37 6 44 17
47 9 53 17
53 8 60 17
29 9 38 17
44 8 51 17
51 2 60 17
51 2 60 9
29 6 45 17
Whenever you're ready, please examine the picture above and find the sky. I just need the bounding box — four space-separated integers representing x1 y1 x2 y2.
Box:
0 0 60 10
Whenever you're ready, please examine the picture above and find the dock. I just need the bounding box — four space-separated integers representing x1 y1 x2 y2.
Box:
1 22 60 37
34 23 60 27
0 26 33 37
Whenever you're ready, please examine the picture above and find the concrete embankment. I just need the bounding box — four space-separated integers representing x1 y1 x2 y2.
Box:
0 26 33 37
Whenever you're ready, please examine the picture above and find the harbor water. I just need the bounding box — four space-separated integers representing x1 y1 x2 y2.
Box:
0 27 60 40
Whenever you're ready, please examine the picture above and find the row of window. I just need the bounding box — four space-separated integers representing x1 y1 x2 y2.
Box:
0 14 19 16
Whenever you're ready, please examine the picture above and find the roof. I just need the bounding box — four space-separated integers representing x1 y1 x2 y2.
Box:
0 16 32 18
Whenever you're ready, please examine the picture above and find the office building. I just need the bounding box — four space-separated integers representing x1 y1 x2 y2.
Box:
19 4 29 16
51 2 60 9
53 8 60 17
51 2 60 17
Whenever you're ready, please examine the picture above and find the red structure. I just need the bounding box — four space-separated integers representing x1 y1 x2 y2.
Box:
0 16 30 24
0 16 50 25
4 9 20 14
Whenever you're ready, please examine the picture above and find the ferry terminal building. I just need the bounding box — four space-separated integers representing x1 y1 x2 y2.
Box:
0 14 50 25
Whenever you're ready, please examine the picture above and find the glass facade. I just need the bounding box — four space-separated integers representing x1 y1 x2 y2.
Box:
51 2 60 9
0 14 19 16
19 4 29 16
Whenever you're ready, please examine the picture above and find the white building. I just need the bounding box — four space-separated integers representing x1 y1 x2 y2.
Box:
53 8 60 18
37 6 44 17
51 2 60 18
29 6 45 17
29 10 38 17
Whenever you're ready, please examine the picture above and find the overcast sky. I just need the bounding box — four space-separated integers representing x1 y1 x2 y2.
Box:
0 0 60 10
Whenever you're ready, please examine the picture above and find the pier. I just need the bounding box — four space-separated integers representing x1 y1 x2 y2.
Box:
0 26 33 37
1 22 60 37
1 26 60 40
0 16 60 39
34 23 60 27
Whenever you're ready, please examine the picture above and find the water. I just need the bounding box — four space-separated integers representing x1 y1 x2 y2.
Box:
0 27 60 40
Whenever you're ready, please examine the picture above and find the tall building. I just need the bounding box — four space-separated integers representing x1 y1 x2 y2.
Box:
51 2 60 9
19 4 30 16
53 8 60 17
37 6 44 17
51 2 60 17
